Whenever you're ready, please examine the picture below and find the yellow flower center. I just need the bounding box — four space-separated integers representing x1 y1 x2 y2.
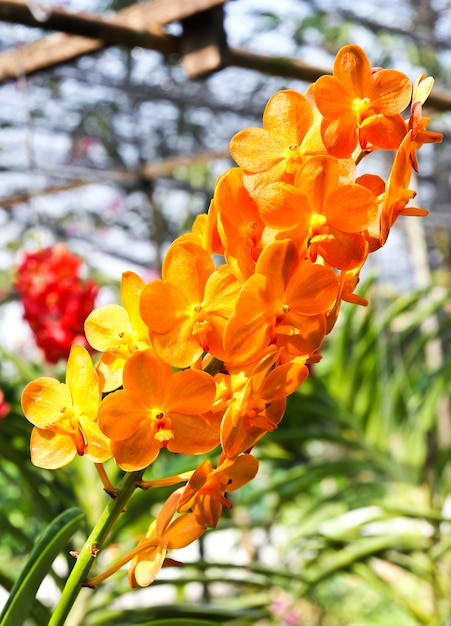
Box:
191 304 212 338
150 409 174 444
117 330 138 356
51 406 86 455
56 405 78 434
310 213 327 231
352 97 371 122
284 144 302 174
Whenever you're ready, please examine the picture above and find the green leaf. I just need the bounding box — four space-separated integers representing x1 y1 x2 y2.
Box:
0 507 86 626
352 562 432 624
140 621 222 626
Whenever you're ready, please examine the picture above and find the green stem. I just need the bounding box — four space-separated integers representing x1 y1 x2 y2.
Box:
203 356 224 377
49 469 143 626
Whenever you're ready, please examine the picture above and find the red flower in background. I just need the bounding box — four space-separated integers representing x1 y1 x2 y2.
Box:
0 389 10 419
15 244 99 363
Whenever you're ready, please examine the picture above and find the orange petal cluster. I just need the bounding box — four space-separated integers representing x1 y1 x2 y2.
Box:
314 44 412 156
98 349 219 471
21 44 442 586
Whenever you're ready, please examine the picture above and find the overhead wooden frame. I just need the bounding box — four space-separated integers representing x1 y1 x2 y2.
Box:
0 0 331 84
0 0 449 110
0 0 448 215
0 0 229 79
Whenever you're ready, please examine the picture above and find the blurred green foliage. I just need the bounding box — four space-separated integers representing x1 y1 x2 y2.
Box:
1 278 450 625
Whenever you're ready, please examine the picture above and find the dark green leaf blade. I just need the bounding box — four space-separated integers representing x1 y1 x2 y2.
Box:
0 507 86 626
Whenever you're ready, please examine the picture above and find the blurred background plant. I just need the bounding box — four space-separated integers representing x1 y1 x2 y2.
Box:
2 277 451 625
0 0 450 625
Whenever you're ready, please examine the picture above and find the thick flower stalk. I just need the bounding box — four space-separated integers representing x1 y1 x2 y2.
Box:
19 44 442 613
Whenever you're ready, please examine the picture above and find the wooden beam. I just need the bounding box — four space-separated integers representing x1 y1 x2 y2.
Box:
229 48 451 114
0 0 450 112
0 0 226 80
0 0 227 30
180 5 229 78
0 148 230 210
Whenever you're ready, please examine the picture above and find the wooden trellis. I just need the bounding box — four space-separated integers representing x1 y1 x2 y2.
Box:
0 0 449 111
0 0 449 216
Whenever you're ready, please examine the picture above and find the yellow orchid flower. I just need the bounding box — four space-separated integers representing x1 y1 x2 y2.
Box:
84 271 151 391
128 489 206 587
21 344 111 469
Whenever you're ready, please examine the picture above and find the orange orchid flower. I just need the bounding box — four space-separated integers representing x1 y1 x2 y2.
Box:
354 173 386 253
129 489 206 587
358 111 408 152
84 271 151 391
140 240 240 368
257 155 377 270
219 354 310 459
177 454 259 527
407 75 443 172
337 266 369 307
213 372 284 460
408 101 443 172
359 74 443 170
379 130 428 246
213 168 266 280
322 262 370 337
362 130 429 250
314 44 412 157
230 89 322 195
224 239 339 364
21 344 111 469
173 210 223 257
97 349 219 471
